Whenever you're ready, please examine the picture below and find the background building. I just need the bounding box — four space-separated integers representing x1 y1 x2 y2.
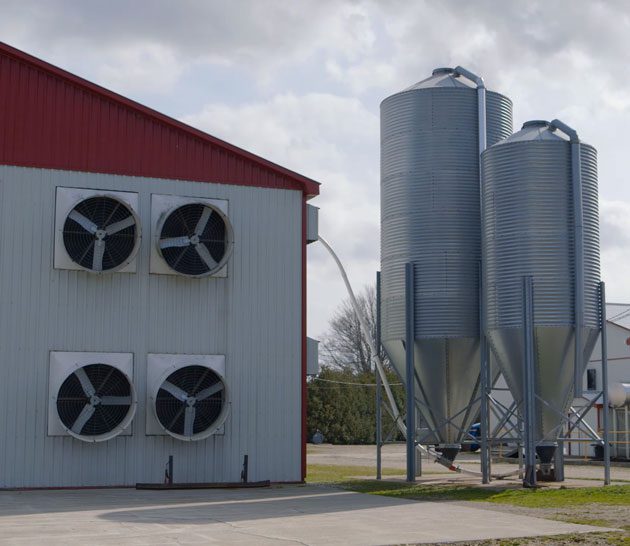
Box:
0 42 319 488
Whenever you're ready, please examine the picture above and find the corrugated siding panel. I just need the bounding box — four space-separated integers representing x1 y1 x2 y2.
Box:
0 165 302 487
0 47 318 196
482 141 600 328
381 87 512 340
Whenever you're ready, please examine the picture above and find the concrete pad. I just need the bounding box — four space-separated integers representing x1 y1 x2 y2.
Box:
0 485 613 545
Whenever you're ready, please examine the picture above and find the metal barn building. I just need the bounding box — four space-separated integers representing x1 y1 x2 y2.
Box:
0 42 319 488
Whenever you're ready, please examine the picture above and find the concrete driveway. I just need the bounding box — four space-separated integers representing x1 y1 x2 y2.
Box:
0 485 611 545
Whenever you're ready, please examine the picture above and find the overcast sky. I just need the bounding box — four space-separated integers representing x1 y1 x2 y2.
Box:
2 0 629 337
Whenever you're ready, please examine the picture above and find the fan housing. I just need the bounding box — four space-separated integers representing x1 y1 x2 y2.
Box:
55 187 141 274
150 194 232 277
49 352 136 442
147 354 228 441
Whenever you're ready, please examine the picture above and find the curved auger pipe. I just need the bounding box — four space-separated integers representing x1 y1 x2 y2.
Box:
317 236 519 479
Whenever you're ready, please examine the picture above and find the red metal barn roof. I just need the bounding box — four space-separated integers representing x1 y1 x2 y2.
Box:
0 41 320 198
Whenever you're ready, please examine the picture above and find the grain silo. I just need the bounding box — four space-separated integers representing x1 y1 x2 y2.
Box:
380 67 512 459
481 120 600 479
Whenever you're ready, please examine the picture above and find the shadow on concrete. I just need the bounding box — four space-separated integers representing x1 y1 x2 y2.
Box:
0 484 418 521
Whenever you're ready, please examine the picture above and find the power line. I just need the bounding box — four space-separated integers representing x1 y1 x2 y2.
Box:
310 377 403 387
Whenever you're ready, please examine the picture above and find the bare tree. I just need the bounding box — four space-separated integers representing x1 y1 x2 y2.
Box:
320 284 390 374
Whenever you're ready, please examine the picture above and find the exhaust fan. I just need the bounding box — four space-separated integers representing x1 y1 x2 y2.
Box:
55 187 141 273
48 352 136 442
150 194 232 277
146 354 228 441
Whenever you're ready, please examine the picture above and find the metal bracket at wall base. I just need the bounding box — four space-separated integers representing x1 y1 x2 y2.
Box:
165 455 173 486
241 454 249 483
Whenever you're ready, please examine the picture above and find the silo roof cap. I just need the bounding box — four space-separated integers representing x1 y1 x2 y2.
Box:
492 119 571 146
401 67 477 91
522 120 551 129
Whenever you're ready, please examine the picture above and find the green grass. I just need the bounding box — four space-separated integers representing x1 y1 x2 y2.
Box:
307 464 402 483
344 480 630 507
307 464 630 508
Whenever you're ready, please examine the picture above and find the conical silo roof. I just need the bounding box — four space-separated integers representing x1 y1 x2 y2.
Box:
402 67 477 91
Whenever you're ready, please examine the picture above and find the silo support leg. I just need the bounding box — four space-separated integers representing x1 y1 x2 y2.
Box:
600 281 611 486
479 261 491 485
375 271 382 481
555 440 565 482
522 276 537 488
405 262 416 483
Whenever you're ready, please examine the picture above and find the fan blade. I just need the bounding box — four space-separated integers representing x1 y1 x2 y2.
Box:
195 243 217 270
161 381 188 401
184 406 195 437
92 239 105 271
68 210 98 234
160 236 190 249
105 215 135 235
195 382 224 401
74 367 96 397
70 403 95 434
100 396 131 406
194 207 212 236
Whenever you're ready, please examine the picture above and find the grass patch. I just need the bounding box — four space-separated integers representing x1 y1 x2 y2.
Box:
308 464 630 508
307 464 401 483
482 485 630 508
553 516 614 527
342 480 630 507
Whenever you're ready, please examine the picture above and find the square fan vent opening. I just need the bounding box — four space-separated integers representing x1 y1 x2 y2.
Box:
146 353 227 440
48 351 136 441
150 194 231 278
54 187 141 274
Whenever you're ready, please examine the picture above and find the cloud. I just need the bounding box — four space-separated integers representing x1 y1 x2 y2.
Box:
182 93 380 336
600 200 630 303
0 0 377 95
3 0 630 332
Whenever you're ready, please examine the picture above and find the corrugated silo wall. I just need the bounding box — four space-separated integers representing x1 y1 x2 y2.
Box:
0 165 302 488
482 142 599 329
381 89 512 342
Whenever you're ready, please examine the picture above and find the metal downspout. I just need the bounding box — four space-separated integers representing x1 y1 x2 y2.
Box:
550 119 584 399
455 66 491 484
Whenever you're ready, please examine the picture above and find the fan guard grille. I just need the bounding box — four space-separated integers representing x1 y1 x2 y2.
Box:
158 203 231 276
63 196 139 272
155 365 226 439
56 363 134 438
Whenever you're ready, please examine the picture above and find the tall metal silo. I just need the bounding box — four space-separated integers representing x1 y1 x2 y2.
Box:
481 120 600 475
380 67 512 457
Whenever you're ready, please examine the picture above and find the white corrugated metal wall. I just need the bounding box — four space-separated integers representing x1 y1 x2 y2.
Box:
0 165 302 487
